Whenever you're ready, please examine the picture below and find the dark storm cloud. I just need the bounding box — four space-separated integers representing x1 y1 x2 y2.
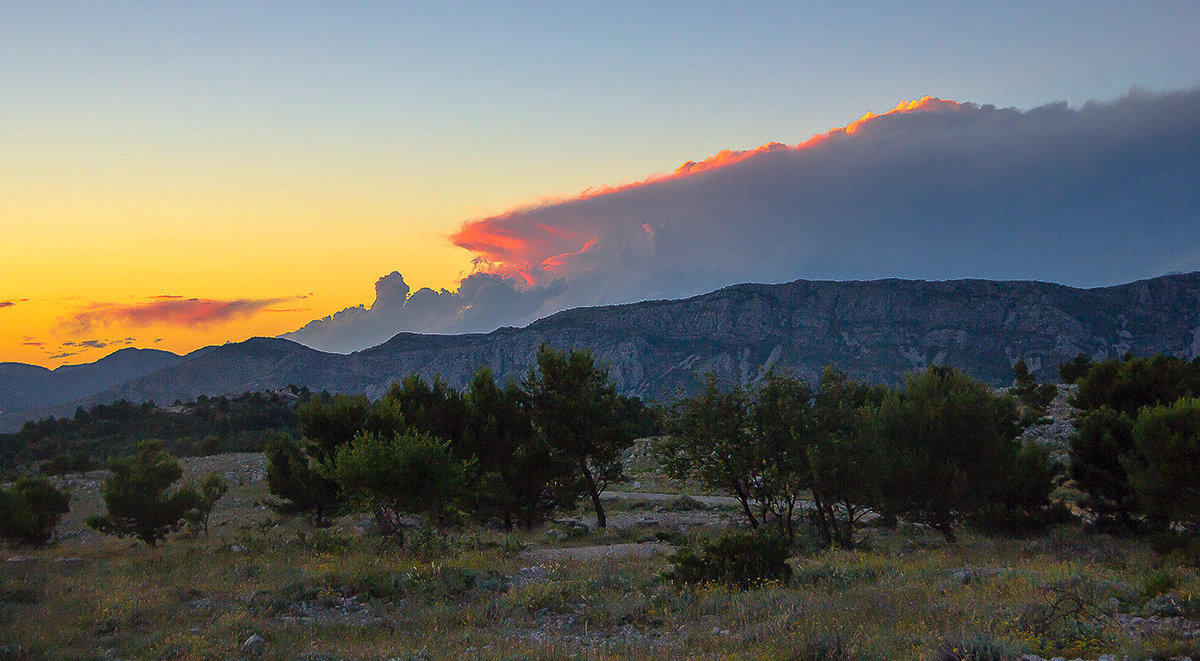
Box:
287 89 1200 353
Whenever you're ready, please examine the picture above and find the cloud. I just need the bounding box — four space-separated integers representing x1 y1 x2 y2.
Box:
0 299 28 308
61 296 292 333
283 271 566 353
287 89 1200 354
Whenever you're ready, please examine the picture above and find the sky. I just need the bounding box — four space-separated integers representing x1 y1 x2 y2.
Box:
3 2 1200 367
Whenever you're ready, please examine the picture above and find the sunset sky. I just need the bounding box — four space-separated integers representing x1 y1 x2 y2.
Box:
4 2 1200 368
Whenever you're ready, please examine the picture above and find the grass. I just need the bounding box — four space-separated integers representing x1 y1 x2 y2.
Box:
2 455 1199 659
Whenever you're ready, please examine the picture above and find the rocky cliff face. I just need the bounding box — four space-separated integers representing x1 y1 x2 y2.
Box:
7 273 1200 428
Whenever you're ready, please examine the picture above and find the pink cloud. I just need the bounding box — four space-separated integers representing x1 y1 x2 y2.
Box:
60 296 293 333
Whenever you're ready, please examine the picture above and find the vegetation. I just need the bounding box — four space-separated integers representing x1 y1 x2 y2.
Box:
524 345 637 529
0 477 69 547
316 430 471 542
1070 354 1200 534
0 388 307 475
4 350 1200 658
86 440 212 546
665 528 793 588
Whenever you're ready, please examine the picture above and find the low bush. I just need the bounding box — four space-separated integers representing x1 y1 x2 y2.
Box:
664 529 792 588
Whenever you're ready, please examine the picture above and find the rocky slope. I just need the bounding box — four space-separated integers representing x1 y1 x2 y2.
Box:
5 272 1200 428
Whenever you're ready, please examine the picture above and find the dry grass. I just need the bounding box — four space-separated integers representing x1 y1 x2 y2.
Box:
2 454 1199 660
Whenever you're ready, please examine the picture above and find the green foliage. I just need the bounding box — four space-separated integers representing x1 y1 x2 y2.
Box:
0 389 306 472
805 367 889 548
1142 569 1177 599
0 477 70 547
382 374 467 444
1058 352 1093 384
183 472 227 535
317 430 471 541
657 373 760 527
874 366 1025 543
971 442 1070 535
1124 397 1200 531
87 440 198 546
1013 358 1057 411
38 450 98 476
525 344 632 529
664 528 793 588
298 393 371 461
264 431 339 523
659 367 885 546
1071 354 1200 416
460 367 568 530
1070 407 1139 530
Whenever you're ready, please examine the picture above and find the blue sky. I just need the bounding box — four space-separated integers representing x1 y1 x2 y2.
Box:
3 1 1200 363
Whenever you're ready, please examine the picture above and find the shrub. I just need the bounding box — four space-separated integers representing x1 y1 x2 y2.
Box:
316 430 471 543
935 632 1022 661
0 477 70 547
1124 397 1200 531
664 529 792 588
87 440 198 546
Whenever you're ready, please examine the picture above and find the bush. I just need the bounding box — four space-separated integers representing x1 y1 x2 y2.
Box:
0 477 70 547
86 440 198 546
317 430 471 543
1125 397 1200 531
935 632 1022 661
664 529 792 588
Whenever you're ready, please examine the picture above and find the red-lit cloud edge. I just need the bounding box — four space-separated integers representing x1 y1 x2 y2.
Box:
450 97 963 284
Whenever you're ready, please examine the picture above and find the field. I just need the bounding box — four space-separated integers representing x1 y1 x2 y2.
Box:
2 450 1199 660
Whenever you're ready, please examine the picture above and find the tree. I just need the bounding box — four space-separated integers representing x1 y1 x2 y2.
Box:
748 369 814 538
874 366 1021 543
1070 407 1140 530
657 373 762 528
1012 358 1057 412
264 432 339 524
87 440 198 546
525 345 632 529
1124 398 1200 532
184 472 228 535
460 367 568 530
0 477 70 547
805 367 888 548
317 430 471 543
297 393 372 461
1071 355 1200 417
1058 352 1093 385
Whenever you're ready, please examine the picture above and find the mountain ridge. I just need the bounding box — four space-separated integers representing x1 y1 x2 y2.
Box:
4 272 1199 431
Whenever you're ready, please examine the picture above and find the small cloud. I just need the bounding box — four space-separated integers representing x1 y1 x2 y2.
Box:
59 296 295 333
0 301 14 309
76 339 110 349
49 351 80 360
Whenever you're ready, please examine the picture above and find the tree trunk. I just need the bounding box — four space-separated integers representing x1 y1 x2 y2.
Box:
579 456 606 529
732 483 759 528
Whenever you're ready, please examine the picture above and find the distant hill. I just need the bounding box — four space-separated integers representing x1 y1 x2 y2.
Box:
0 347 190 427
4 273 1200 430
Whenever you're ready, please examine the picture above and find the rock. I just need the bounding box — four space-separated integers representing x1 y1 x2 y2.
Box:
951 567 1006 584
17 274 1200 418
242 634 266 658
1144 593 1185 617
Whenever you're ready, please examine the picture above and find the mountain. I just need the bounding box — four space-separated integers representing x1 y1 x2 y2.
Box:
5 273 1200 430
0 347 190 428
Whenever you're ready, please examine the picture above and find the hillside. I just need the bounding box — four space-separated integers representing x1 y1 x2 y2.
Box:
4 272 1200 430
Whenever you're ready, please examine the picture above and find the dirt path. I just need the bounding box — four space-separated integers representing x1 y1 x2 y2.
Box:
601 490 740 507
517 541 676 563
